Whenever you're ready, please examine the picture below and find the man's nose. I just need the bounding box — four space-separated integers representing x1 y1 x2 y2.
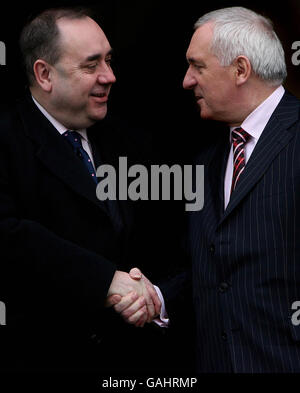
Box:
183 67 196 90
97 64 116 85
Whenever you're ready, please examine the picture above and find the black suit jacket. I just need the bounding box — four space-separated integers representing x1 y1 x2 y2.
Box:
0 93 142 371
163 91 300 373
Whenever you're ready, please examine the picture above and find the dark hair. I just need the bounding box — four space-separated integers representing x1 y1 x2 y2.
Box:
19 7 93 86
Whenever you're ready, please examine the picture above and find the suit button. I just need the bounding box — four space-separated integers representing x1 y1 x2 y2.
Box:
219 282 230 293
90 333 102 345
221 331 228 341
209 244 215 254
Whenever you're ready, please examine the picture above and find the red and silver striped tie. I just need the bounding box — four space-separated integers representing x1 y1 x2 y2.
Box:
230 127 251 195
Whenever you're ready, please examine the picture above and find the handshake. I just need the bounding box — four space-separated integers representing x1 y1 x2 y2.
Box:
106 268 162 327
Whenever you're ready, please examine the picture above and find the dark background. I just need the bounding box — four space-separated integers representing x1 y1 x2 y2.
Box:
0 0 300 385
1 0 300 162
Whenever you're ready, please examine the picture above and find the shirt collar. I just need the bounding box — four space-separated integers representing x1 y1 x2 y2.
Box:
229 85 285 142
31 95 88 141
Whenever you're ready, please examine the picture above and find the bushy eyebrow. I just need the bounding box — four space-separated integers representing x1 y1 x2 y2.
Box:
187 57 205 66
84 48 114 62
187 57 196 64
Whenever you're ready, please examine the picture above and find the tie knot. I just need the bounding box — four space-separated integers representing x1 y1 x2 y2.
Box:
63 130 82 149
231 127 250 145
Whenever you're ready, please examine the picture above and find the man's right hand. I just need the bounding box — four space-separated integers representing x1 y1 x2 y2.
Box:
106 268 161 327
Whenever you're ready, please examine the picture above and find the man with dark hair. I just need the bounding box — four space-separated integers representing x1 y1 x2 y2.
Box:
0 7 161 372
20 8 93 86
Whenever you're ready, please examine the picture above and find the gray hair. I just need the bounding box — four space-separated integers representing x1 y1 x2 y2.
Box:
194 7 287 86
19 7 93 86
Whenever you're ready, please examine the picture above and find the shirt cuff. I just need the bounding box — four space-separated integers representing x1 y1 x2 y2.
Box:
153 285 169 327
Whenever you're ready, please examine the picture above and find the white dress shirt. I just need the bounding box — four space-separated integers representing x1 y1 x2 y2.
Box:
224 85 285 209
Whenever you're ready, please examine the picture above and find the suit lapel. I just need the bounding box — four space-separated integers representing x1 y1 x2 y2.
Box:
16 94 110 217
218 91 300 227
88 124 134 232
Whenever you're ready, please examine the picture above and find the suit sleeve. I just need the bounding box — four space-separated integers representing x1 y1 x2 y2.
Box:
0 143 117 320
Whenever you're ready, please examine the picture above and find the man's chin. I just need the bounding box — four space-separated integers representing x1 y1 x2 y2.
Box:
199 110 213 120
198 104 214 120
89 107 108 122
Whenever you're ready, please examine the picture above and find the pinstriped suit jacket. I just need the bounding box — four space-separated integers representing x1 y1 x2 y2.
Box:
188 91 300 372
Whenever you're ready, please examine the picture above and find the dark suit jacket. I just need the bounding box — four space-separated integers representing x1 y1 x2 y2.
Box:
163 91 300 373
0 93 144 371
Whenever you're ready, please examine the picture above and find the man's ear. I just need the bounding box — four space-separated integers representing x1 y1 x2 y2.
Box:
233 55 252 86
33 59 53 92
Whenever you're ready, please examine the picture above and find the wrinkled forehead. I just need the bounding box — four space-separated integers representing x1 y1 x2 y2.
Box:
57 16 112 61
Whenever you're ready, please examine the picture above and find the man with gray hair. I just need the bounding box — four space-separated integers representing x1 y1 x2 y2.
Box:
112 6 300 373
180 6 300 373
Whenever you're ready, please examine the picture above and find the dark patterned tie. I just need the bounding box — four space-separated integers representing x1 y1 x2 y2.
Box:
63 130 97 183
63 130 124 233
230 127 251 194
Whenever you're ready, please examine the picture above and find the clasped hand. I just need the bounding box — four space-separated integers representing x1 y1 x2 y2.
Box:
106 268 161 327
